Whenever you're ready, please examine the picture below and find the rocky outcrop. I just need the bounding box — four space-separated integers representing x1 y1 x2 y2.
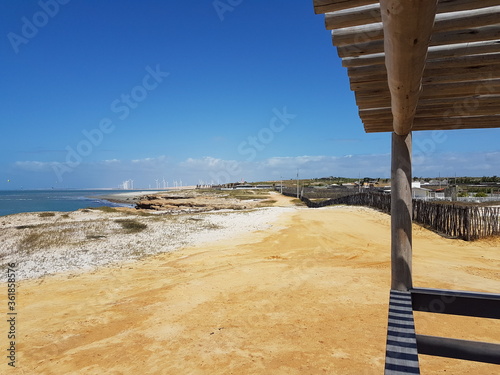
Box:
135 192 255 213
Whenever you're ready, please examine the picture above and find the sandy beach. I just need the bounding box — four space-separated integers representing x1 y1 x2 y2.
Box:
1 191 499 374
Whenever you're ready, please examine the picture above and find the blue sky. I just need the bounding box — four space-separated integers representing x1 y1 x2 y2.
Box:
1 0 498 189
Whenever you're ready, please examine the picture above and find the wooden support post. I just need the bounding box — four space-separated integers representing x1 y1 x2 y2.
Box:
391 132 412 291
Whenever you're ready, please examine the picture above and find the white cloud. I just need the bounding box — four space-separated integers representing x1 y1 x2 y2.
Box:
11 150 499 188
14 161 59 171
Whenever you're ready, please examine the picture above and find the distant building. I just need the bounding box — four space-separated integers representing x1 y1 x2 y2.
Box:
428 179 448 186
412 187 431 198
234 185 254 189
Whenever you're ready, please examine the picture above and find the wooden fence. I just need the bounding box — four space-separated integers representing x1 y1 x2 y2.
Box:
294 191 500 241
279 186 355 200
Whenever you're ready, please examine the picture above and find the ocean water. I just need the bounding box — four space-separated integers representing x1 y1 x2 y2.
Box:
0 190 137 217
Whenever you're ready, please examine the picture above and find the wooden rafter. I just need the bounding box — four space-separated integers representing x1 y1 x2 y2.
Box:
313 1 500 133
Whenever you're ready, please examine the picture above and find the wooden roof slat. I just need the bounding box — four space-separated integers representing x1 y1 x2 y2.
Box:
355 79 500 110
365 115 500 132
314 0 500 133
361 101 500 121
426 52 500 69
324 1 500 29
343 41 500 68
313 0 377 14
434 6 500 33
432 24 500 46
426 41 500 61
323 4 380 29
365 120 500 132
412 115 500 129
436 0 500 13
417 94 500 107
352 68 500 91
337 24 500 58
423 66 500 84
331 7 500 46
422 79 500 99
315 0 500 15
347 52 500 82
342 53 385 68
331 23 382 46
361 95 500 116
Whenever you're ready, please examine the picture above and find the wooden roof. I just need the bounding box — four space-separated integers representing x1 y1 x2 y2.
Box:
314 0 500 133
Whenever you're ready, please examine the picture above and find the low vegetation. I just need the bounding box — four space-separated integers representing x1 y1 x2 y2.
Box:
114 219 147 233
291 199 306 206
93 206 119 213
19 228 72 253
38 212 56 218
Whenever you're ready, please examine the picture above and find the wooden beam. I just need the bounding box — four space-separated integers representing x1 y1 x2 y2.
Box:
411 288 500 319
381 0 438 135
313 0 377 14
416 335 500 364
391 133 413 290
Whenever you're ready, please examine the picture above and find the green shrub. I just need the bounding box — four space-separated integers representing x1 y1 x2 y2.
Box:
38 212 55 217
114 219 147 233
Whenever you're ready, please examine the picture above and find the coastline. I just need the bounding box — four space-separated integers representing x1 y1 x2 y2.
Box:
0 190 296 281
88 190 159 205
88 185 197 205
4 203 499 374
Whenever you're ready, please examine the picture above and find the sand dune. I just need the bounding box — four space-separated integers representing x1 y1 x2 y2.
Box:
1 193 499 374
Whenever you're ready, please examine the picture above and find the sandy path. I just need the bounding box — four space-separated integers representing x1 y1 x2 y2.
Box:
268 191 298 207
1 206 499 374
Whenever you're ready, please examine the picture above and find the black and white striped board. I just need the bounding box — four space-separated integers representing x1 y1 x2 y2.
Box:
385 290 420 374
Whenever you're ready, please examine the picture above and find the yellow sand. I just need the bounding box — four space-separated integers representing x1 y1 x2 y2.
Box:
2 197 499 374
